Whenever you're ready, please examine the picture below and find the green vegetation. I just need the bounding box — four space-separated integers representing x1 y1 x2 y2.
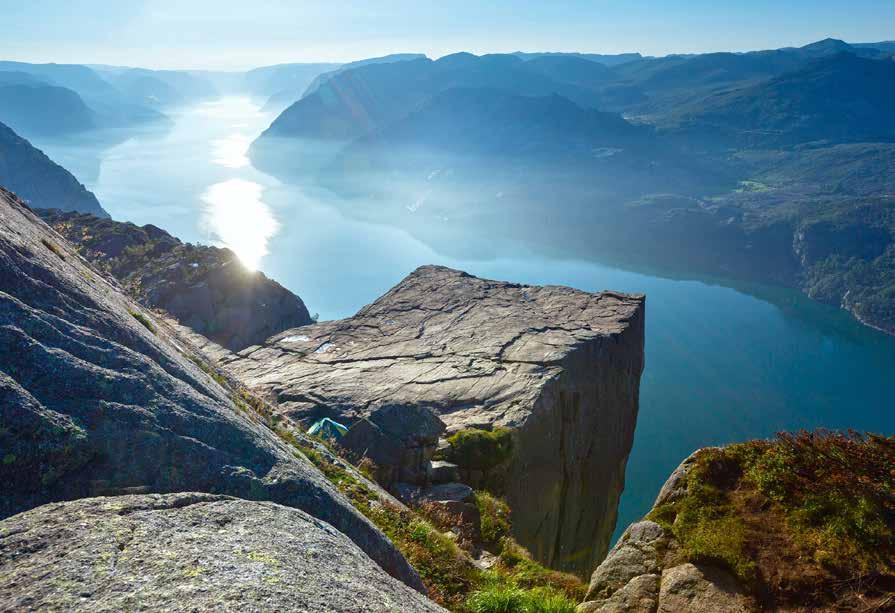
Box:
495 539 584 602
467 579 575 613
179 356 579 611
476 492 511 547
129 310 156 334
40 238 65 260
445 428 514 471
283 433 581 611
648 431 895 607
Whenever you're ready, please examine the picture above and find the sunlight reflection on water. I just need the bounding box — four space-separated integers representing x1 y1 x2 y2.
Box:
200 178 278 270
211 133 252 169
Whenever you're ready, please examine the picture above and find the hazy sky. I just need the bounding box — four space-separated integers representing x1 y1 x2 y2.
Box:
1 0 892 70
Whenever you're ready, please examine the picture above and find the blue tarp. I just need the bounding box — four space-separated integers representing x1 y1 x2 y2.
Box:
308 417 348 440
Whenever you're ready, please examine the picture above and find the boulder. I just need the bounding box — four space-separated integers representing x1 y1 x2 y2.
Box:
583 521 666 604
222 265 645 575
0 190 422 592
580 454 758 612
0 493 444 612
428 460 460 484
339 404 446 487
419 482 475 504
658 563 753 613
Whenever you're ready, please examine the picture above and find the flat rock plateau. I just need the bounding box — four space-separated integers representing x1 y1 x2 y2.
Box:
221 265 646 576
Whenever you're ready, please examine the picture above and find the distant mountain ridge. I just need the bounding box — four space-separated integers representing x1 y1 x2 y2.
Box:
0 61 166 134
0 121 107 217
251 38 895 335
667 52 895 146
0 83 95 137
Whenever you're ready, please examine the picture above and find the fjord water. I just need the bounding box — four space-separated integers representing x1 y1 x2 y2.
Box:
38 96 895 542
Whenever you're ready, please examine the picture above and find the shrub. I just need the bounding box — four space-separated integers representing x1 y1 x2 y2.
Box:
446 428 513 470
476 492 512 546
496 539 585 601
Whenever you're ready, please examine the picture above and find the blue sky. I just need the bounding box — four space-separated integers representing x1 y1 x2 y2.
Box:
0 0 892 69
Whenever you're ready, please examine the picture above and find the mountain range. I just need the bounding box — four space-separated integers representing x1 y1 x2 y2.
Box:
250 38 895 335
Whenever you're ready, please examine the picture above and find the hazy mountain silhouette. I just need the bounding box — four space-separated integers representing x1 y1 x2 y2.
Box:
258 55 426 113
0 82 95 137
252 52 612 175
668 53 895 146
91 67 219 108
244 62 342 99
0 61 165 129
512 51 643 66
0 121 107 217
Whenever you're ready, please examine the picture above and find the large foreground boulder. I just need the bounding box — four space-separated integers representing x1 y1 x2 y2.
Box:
0 493 443 612
0 189 422 592
222 265 646 575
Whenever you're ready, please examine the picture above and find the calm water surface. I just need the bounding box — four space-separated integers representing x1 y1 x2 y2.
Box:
38 96 895 541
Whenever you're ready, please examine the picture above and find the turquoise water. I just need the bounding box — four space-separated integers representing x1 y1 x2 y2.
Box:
37 96 895 542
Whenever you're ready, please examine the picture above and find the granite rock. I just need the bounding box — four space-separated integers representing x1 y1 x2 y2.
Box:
580 452 758 612
0 493 444 612
0 190 423 592
222 265 645 575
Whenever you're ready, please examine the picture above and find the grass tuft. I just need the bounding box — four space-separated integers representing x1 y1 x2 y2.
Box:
476 492 512 547
129 310 156 334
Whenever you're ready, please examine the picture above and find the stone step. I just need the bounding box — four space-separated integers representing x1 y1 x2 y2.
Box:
428 460 460 484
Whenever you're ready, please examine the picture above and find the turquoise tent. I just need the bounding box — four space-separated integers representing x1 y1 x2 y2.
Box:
308 417 348 441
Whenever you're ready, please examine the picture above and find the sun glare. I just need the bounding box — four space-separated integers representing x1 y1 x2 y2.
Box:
200 178 278 270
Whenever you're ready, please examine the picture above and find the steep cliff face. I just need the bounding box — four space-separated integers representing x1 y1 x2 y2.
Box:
0 189 422 592
38 210 312 350
580 433 895 612
220 265 646 576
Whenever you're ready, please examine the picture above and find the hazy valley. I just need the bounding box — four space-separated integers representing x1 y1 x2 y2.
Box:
2 28 894 612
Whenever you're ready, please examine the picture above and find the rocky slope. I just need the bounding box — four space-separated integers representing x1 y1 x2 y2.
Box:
579 432 895 612
0 493 442 612
219 265 646 576
0 188 422 592
0 122 107 217
38 210 311 350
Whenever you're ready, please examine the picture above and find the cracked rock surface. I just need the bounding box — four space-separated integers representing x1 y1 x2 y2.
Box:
0 189 423 592
0 493 444 612
222 265 646 575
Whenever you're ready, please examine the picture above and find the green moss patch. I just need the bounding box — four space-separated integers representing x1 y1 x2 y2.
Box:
445 428 514 471
41 238 65 260
648 431 895 609
129 310 156 334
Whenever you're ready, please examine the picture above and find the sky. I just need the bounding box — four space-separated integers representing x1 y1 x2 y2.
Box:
0 0 892 70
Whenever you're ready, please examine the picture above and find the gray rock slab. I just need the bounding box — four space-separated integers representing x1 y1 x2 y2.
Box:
0 493 444 612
